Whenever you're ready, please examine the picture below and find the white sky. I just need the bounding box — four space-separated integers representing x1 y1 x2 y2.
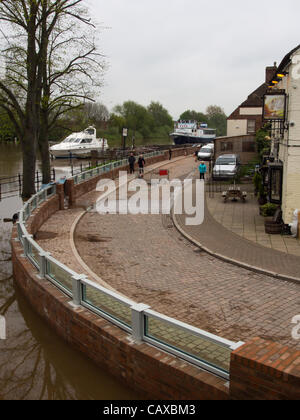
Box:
87 0 300 119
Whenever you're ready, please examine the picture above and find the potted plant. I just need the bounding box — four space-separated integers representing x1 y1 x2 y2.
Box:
253 172 262 197
258 183 268 205
259 203 278 217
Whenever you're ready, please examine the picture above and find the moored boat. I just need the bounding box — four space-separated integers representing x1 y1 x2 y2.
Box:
170 121 216 145
50 126 108 158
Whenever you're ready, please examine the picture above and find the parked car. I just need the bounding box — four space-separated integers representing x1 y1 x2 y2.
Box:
212 154 241 180
198 146 214 161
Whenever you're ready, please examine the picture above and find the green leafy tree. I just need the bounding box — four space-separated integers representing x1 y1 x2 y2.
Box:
147 102 173 128
0 110 16 141
179 110 208 124
113 101 152 138
206 105 227 136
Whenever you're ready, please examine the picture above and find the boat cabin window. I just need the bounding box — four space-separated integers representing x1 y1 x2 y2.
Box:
62 137 76 143
204 129 216 135
85 128 95 135
81 138 93 144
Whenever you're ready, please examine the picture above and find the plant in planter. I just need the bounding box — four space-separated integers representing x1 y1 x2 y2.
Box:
258 183 268 205
253 172 262 196
260 203 278 217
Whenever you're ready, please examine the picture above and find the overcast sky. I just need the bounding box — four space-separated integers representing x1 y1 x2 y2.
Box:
88 0 300 120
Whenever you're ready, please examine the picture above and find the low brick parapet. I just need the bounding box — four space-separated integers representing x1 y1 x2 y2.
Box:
230 337 300 400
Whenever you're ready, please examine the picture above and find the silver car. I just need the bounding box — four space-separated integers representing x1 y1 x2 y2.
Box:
198 146 214 161
213 154 241 180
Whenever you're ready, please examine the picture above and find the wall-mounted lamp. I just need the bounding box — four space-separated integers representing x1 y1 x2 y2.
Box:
277 71 289 78
272 80 279 84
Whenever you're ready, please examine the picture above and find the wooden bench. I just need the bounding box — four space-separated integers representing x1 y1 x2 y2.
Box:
222 186 247 203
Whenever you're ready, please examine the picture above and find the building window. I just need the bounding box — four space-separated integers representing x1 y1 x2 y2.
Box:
242 141 256 153
221 142 233 152
247 120 256 134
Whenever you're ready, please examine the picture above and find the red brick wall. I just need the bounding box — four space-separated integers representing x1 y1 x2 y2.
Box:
11 227 229 400
13 149 300 400
230 338 300 400
67 148 195 203
27 195 60 236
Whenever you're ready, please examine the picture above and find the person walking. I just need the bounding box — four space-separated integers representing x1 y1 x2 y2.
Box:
138 155 146 178
169 148 172 160
199 161 207 180
128 152 136 174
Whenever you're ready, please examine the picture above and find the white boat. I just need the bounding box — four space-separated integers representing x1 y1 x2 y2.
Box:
50 126 109 158
170 121 216 145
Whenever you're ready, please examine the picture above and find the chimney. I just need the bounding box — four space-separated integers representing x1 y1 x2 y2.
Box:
265 63 277 83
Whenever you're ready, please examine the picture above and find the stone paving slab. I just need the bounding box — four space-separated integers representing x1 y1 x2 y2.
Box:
176 201 300 281
206 191 300 257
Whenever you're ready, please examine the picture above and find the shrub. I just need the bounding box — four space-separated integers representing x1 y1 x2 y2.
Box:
260 203 278 217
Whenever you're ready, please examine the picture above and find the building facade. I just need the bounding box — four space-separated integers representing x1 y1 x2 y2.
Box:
269 45 300 223
227 66 277 137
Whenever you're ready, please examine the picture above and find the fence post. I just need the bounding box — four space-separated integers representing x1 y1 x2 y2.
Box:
23 234 33 257
39 251 51 278
72 274 87 306
131 303 150 343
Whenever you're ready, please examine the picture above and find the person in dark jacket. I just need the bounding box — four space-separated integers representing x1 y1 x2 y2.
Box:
138 155 146 178
169 148 172 160
128 153 136 174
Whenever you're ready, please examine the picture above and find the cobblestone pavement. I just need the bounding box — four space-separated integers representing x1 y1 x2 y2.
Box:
73 157 300 349
36 156 300 350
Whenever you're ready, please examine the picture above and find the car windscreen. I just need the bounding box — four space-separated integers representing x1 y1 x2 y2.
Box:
216 158 236 165
200 148 211 153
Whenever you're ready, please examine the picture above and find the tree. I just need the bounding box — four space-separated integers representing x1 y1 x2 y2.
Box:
179 110 208 124
113 101 152 138
0 110 16 141
83 102 109 126
0 0 105 195
206 105 227 136
38 10 105 184
147 102 173 128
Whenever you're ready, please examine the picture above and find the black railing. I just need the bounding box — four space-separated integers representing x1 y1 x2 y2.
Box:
0 168 56 201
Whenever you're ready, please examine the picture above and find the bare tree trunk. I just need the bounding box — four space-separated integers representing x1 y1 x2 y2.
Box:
38 112 51 185
21 130 36 198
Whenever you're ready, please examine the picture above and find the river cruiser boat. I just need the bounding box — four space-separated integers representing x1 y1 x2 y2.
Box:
49 126 108 158
170 121 216 145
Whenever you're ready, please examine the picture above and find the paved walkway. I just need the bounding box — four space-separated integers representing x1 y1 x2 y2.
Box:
34 156 300 350
72 157 300 349
175 194 300 282
207 190 300 256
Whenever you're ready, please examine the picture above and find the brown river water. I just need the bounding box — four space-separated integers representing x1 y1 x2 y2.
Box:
0 143 138 400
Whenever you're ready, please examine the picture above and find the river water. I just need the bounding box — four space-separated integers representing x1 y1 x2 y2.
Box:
0 143 138 400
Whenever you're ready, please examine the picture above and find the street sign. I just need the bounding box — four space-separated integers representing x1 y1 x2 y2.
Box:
123 128 128 137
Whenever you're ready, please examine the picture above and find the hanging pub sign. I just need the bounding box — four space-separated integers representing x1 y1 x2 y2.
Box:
263 93 286 121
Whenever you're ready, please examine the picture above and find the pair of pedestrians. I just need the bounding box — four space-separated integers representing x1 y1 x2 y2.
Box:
128 153 145 177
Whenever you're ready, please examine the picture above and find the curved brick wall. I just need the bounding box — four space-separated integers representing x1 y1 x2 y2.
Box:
11 150 300 400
